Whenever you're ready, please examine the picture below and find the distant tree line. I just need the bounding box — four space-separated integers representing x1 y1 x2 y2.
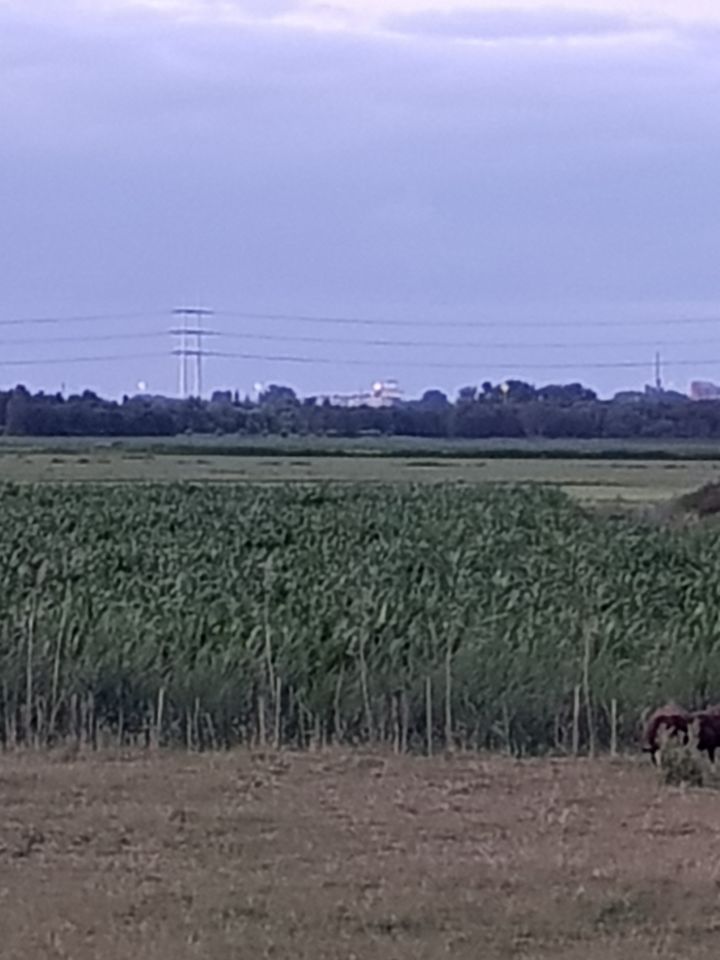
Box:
2 380 720 440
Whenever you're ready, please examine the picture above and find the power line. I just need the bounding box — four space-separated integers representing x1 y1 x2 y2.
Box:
1 345 713 372
4 305 720 388
0 311 165 328
2 344 717 373
1 331 167 347
2 327 720 353
205 349 720 372
3 306 720 332
0 351 169 367
213 329 720 351
216 308 720 330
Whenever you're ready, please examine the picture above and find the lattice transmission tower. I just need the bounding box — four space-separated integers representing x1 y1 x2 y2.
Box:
171 307 214 398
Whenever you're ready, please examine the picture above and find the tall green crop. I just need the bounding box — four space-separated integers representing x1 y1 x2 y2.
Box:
0 481 718 754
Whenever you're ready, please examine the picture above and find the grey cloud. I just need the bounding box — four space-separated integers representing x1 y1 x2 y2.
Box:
223 0 299 13
1 5 720 398
383 6 659 41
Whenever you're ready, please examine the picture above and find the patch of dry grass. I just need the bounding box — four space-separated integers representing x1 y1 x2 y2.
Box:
1 750 719 958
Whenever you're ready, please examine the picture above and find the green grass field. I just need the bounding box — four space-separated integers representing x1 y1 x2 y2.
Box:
3 433 720 459
0 445 719 503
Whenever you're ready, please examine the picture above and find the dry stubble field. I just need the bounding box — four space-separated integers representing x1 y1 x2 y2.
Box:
2 750 720 960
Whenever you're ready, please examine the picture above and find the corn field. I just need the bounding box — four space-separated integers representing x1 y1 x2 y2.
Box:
1 481 719 754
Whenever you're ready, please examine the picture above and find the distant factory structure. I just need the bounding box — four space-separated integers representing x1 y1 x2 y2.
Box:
314 379 403 409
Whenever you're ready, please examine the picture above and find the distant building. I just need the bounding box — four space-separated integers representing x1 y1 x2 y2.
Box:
367 379 403 407
690 381 720 401
314 379 404 408
612 385 687 404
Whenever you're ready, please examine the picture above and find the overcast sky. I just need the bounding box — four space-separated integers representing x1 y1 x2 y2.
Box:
3 0 720 399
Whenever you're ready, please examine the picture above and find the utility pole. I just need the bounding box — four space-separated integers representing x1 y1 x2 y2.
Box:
654 351 663 393
171 307 214 398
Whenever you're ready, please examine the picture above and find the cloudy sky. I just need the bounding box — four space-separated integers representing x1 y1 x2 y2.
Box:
3 0 720 399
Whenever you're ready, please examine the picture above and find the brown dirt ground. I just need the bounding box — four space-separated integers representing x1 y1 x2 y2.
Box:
1 750 720 959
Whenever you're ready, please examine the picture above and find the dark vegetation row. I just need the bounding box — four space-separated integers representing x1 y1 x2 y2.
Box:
1 482 719 754
5 379 720 442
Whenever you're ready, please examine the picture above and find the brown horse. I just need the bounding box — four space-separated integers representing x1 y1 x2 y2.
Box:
643 703 720 764
693 707 720 763
642 704 691 764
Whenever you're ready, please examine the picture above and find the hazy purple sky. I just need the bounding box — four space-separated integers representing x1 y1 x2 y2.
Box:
3 0 720 399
